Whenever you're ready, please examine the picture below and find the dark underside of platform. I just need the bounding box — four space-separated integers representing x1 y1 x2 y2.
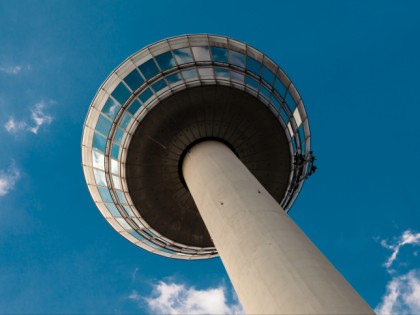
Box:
126 85 291 248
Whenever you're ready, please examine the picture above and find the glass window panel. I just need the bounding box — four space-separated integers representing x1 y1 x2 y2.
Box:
139 88 153 104
215 67 229 78
139 58 159 80
270 95 281 110
102 97 121 120
116 190 127 204
112 175 122 190
192 46 211 61
123 205 134 217
293 108 302 127
98 187 113 203
166 72 182 84
198 68 213 79
128 99 141 115
274 78 287 97
260 85 271 99
111 143 120 159
143 239 159 249
229 50 245 67
285 92 296 109
155 51 176 71
231 71 244 83
182 69 198 80
116 217 132 230
173 48 193 64
246 76 258 89
96 114 113 135
124 69 144 91
128 229 146 241
111 82 131 105
111 159 118 174
152 79 167 92
291 136 297 151
114 127 124 144
105 203 120 216
93 169 107 187
246 56 261 75
92 150 105 170
120 112 132 129
261 66 275 85
287 122 294 136
211 47 228 63
132 217 143 227
280 108 289 123
93 131 107 152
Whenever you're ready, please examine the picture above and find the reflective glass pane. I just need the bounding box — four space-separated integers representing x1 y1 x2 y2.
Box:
106 203 120 216
285 92 296 109
116 217 132 230
192 46 211 61
111 143 120 159
291 136 297 151
293 108 302 127
128 100 141 115
229 50 245 67
260 85 271 99
143 239 159 249
98 187 113 203
280 108 288 123
93 131 107 152
128 229 146 241
96 114 113 136
139 58 159 80
215 68 229 78
111 159 118 174
166 72 182 84
111 82 131 105
274 78 287 97
246 56 261 75
94 169 107 187
152 79 167 92
155 51 176 71
112 175 122 189
92 150 105 170
173 48 194 64
139 88 153 104
211 47 228 63
198 68 213 79
287 122 294 136
270 95 281 110
182 69 198 80
262 66 275 85
116 190 127 204
123 205 134 217
124 69 144 91
231 71 244 83
246 76 258 89
102 97 121 120
114 127 124 144
120 112 132 129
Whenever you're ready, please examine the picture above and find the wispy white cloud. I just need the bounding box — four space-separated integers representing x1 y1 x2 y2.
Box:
4 101 53 135
380 230 420 271
0 162 20 197
0 65 31 75
375 269 420 315
129 281 243 315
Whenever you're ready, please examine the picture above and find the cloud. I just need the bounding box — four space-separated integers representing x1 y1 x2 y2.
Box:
0 65 31 75
4 101 53 135
0 162 20 196
375 269 420 315
380 230 420 271
129 281 243 315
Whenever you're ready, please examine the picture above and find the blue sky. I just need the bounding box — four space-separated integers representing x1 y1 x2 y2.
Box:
1 0 420 314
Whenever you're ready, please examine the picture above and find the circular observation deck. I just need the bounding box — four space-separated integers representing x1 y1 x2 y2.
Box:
81 34 312 259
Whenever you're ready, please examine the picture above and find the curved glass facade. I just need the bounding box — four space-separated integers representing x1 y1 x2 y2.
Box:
81 34 312 259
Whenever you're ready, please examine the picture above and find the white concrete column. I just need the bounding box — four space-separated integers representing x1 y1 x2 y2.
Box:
182 141 374 315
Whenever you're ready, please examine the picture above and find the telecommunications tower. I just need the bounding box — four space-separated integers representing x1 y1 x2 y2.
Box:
81 35 374 314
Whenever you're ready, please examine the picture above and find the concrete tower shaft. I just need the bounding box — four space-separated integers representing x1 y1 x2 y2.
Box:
183 141 374 315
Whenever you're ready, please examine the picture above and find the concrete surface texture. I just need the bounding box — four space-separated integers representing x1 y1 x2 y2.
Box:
183 140 375 315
